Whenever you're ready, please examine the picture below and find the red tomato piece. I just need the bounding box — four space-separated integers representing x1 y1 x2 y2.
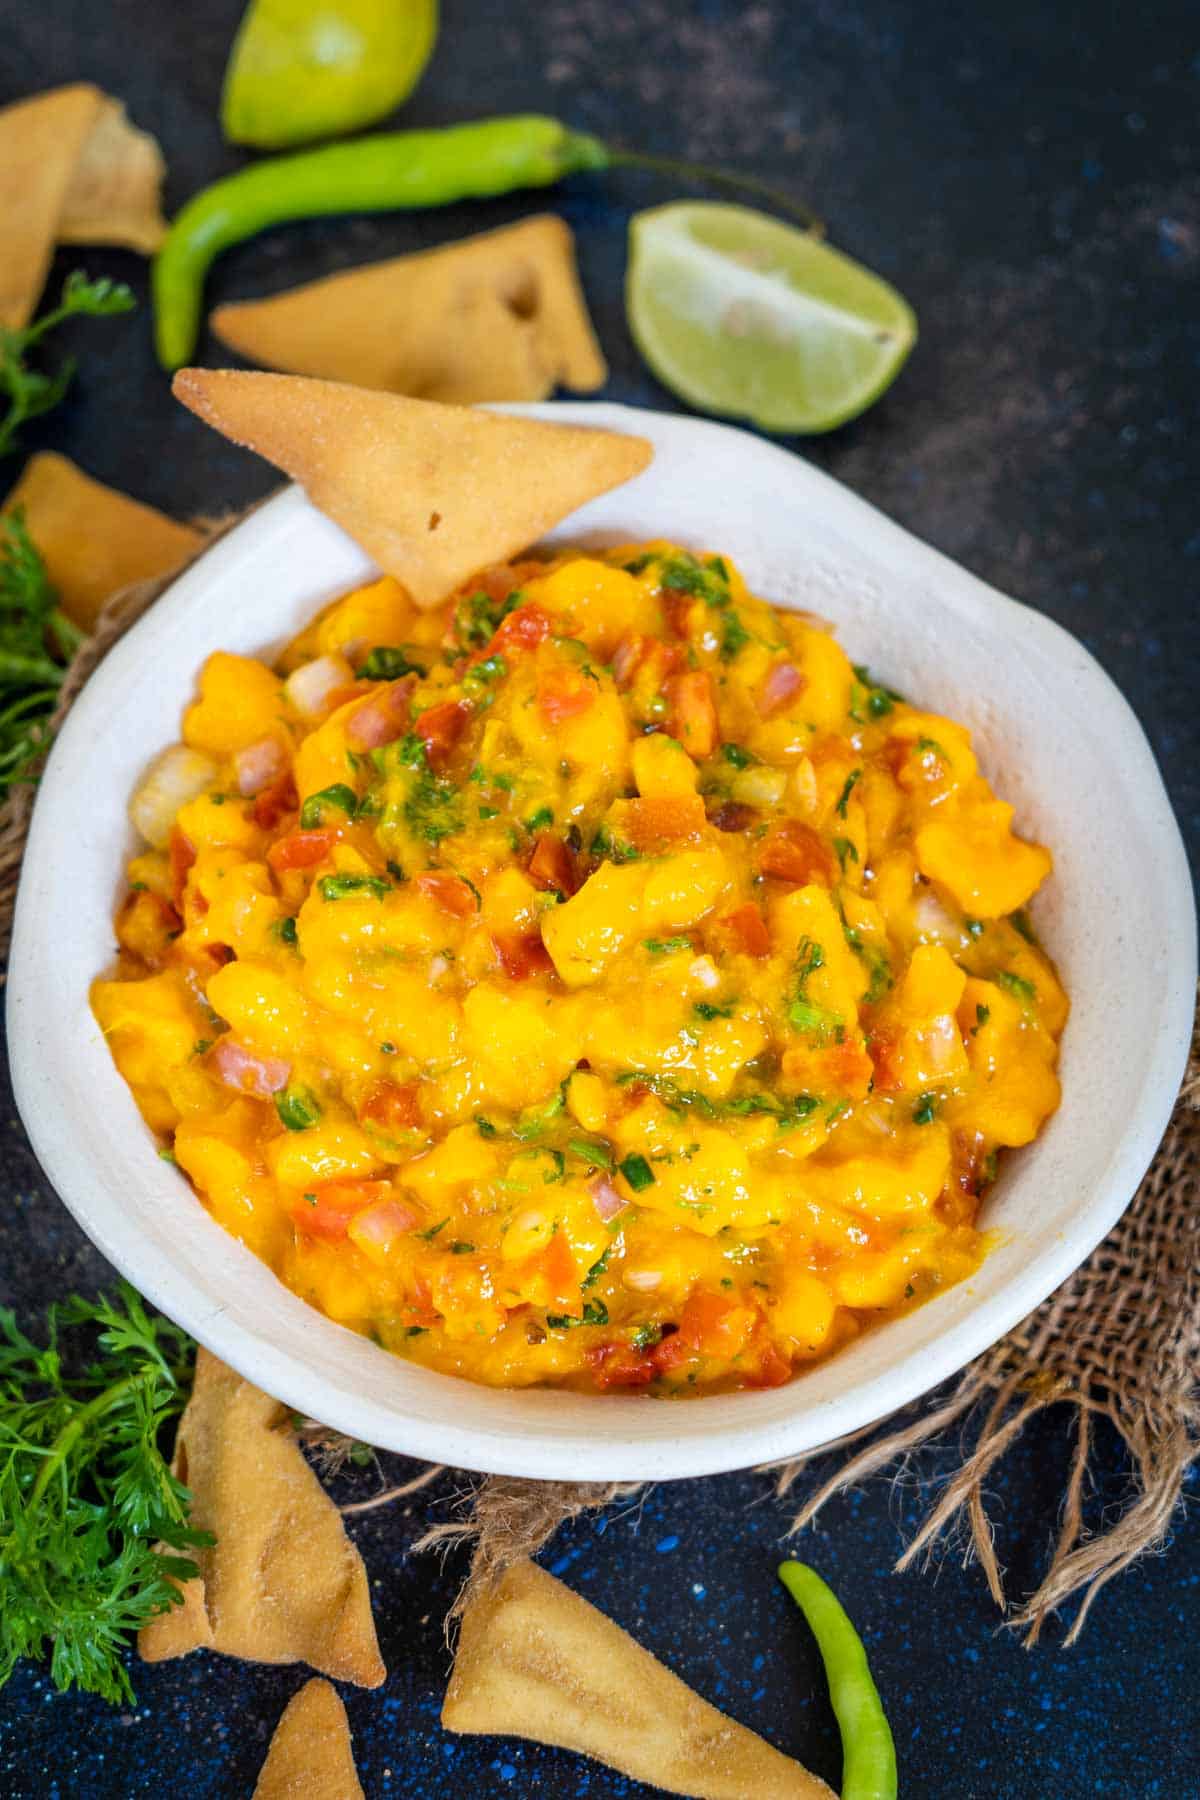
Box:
720 903 771 958
414 698 472 767
527 832 579 897
253 772 298 831
666 670 718 759
537 668 596 724
867 1026 904 1093
586 1341 656 1389
268 826 340 872
168 828 196 908
487 602 551 657
749 1340 794 1388
415 871 478 917
539 1232 581 1312
757 821 835 886
492 931 555 980
359 1079 421 1132
291 1178 391 1240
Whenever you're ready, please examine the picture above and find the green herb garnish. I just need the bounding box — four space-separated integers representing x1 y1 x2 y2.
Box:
720 742 755 768
300 783 358 829
1 272 136 460
546 1298 610 1330
0 1283 205 1704
835 768 862 818
359 646 422 680
318 872 390 901
643 935 692 955
619 1153 656 1192
275 1086 322 1130
912 1093 938 1126
0 511 85 788
995 970 1037 1005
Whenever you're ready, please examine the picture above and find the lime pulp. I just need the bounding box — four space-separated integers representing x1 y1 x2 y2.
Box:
626 201 917 434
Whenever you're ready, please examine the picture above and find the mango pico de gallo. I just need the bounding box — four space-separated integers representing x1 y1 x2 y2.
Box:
93 544 1067 1393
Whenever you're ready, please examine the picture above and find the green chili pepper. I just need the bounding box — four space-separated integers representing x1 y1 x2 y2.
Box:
152 115 821 368
275 1086 322 1131
777 1561 897 1800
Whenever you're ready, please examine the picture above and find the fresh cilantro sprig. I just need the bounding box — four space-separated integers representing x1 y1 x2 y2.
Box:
0 1282 205 1704
0 271 136 459
0 510 85 787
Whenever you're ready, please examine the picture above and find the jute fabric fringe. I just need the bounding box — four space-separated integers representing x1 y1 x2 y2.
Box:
6 544 1196 1644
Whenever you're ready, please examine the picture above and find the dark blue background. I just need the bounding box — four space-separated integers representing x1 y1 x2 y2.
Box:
0 3 1197 1795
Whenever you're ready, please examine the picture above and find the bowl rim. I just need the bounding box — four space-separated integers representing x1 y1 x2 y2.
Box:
8 400 1196 1480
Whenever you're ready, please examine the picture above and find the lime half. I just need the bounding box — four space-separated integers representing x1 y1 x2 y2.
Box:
627 201 917 434
222 0 438 149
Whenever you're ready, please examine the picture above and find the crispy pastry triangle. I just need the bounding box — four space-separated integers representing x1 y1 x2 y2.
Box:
442 1559 835 1799
0 84 103 328
171 370 652 607
253 1679 365 1800
3 453 202 629
138 1348 384 1687
211 215 605 403
58 95 167 254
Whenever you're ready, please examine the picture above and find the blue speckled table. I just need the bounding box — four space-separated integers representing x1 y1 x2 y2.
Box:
1 2 1197 1795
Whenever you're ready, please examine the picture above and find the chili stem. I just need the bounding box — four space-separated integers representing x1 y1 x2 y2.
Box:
607 149 824 235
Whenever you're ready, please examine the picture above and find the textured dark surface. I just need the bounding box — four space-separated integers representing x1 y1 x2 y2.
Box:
1 2 1198 1796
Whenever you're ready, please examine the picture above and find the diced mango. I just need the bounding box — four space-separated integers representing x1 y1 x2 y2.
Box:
183 652 285 754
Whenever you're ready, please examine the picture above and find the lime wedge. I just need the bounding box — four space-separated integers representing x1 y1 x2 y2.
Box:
626 201 917 434
222 0 438 149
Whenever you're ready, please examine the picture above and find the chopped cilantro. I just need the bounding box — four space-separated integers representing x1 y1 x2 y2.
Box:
912 1093 938 1126
996 970 1037 1004
524 805 555 833
694 1000 733 1020
582 1241 618 1289
849 664 902 722
643 935 692 954
835 768 862 818
973 1004 990 1034
300 783 357 829
452 588 518 649
449 1241 476 1255
275 1087 322 1131
416 1218 449 1241
631 1321 663 1350
379 1041 397 1055
568 1136 614 1171
1010 910 1037 945
546 1298 609 1329
474 1114 498 1138
720 742 755 767
273 915 299 947
359 645 422 680
832 836 859 871
619 1153 656 1192
318 873 390 901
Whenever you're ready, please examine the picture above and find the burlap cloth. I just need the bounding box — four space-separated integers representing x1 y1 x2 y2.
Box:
5 537 1195 1647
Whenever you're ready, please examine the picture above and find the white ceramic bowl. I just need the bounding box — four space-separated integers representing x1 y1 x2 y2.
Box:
9 404 1194 1480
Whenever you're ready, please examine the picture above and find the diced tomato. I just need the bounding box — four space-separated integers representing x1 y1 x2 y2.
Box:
650 1289 755 1375
720 902 771 958
611 633 650 687
414 698 472 767
291 1178 392 1240
666 670 718 759
268 826 340 872
253 772 298 831
757 821 835 887
493 931 555 980
539 1232 581 1312
618 794 707 853
168 828 196 908
586 1340 656 1389
487 602 551 657
116 889 181 964
415 871 478 917
868 1026 904 1094
749 1339 794 1388
537 668 595 724
359 1079 421 1132
660 588 697 639
527 832 579 897
782 1036 874 1102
